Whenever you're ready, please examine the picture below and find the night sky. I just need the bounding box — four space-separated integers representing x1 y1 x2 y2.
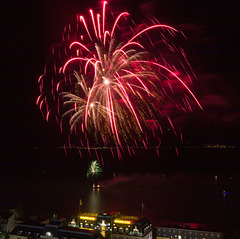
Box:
1 2 240 232
1 0 240 151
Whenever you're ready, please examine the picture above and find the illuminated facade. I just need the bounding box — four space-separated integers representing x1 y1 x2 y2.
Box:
0 209 16 239
69 211 152 238
0 210 15 234
155 222 224 239
10 217 103 239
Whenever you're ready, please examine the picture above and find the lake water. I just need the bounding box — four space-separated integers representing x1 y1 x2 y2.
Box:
1 146 240 232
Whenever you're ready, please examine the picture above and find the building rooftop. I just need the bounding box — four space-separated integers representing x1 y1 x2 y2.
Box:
11 221 103 239
156 220 223 232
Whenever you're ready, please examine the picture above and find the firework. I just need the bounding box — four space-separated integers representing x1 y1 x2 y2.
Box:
37 1 202 158
87 160 103 178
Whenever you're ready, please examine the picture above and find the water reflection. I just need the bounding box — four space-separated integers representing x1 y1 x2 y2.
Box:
1 164 239 231
75 171 240 230
86 187 102 213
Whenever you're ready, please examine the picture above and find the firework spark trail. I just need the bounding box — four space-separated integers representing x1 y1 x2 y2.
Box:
37 1 202 159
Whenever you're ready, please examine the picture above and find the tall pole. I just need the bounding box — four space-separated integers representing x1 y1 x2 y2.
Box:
79 198 83 215
141 202 145 218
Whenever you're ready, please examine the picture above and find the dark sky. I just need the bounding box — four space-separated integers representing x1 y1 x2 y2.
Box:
1 0 240 151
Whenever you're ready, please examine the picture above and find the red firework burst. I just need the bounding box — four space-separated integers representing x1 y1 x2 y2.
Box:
37 1 202 159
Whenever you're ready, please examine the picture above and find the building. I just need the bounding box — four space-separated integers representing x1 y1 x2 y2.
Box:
9 211 224 239
111 217 153 239
10 216 103 239
0 209 16 238
155 221 224 239
69 211 153 238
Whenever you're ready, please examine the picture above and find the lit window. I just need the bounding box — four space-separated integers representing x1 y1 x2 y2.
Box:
46 232 52 237
133 226 139 234
71 219 76 227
